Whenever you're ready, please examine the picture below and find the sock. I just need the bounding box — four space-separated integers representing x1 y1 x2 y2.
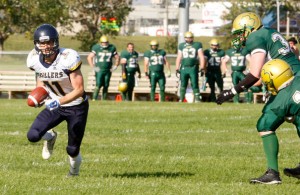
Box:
42 129 55 141
262 133 279 172
69 153 82 175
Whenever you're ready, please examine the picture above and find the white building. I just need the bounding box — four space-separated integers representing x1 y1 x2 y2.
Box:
124 1 231 36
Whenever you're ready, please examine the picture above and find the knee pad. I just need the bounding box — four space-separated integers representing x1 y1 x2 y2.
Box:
66 145 80 157
27 129 41 142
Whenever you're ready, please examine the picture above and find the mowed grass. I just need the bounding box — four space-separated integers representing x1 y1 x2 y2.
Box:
1 100 300 194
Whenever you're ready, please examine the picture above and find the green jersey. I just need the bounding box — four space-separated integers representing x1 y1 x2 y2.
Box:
120 50 139 73
242 27 300 75
91 44 117 70
225 48 247 72
204 49 225 71
178 42 203 66
269 76 300 119
144 49 166 72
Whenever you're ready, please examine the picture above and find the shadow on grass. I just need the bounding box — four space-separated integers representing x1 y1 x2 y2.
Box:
106 171 194 178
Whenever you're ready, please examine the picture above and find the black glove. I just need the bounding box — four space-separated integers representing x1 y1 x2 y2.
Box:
222 73 226 78
216 89 235 105
176 70 180 78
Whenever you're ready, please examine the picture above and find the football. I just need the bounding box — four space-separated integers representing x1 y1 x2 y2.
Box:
27 86 49 107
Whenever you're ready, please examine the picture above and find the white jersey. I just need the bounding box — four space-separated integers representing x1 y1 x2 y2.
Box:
27 48 85 107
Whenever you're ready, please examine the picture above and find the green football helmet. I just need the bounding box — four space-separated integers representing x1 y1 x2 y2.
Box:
261 59 294 95
231 12 262 51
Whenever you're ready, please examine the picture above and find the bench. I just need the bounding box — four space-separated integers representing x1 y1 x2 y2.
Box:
86 71 179 101
0 71 36 99
253 92 265 104
86 71 121 100
132 76 179 101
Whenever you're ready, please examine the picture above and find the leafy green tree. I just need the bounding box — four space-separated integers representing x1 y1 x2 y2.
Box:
68 0 133 51
0 0 69 51
210 0 300 48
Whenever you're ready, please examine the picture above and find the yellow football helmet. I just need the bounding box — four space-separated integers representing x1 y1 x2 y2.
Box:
184 31 194 38
99 35 109 48
261 59 294 95
99 35 108 43
118 82 128 93
150 40 159 50
209 39 219 46
231 12 262 51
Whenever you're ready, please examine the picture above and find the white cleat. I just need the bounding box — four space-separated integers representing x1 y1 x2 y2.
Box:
42 130 57 160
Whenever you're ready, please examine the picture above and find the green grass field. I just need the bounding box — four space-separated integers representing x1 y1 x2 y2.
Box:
1 100 300 194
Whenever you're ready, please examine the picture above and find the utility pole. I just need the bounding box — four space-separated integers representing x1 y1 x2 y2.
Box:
277 0 280 32
163 0 169 36
178 0 189 45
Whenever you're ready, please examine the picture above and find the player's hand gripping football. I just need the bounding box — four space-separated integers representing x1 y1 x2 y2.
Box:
216 89 235 105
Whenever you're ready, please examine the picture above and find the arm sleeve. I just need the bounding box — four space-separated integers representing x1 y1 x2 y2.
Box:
233 73 259 93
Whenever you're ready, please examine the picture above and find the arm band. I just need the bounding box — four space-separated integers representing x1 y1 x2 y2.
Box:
233 73 259 94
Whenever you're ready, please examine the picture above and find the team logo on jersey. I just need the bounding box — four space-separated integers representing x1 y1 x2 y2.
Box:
292 90 300 104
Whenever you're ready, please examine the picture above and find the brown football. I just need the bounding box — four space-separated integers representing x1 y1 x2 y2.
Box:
27 86 49 107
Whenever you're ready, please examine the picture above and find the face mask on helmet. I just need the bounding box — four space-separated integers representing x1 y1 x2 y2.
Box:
231 12 262 52
210 39 219 51
99 36 109 48
33 24 59 57
261 59 294 95
184 32 194 44
150 40 159 50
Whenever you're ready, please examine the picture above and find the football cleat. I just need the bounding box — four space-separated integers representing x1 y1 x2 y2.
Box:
42 130 57 160
250 169 282 184
284 163 300 179
66 171 79 178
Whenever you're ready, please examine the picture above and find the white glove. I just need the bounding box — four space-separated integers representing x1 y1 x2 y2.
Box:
45 99 60 111
110 65 118 72
94 67 100 72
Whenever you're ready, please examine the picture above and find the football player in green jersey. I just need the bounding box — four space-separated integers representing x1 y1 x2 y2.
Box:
250 59 299 184
204 39 226 102
216 12 300 184
144 40 171 102
87 35 120 100
120 43 141 101
221 44 250 103
175 31 205 102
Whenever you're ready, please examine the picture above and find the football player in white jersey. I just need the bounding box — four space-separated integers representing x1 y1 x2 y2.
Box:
26 24 89 177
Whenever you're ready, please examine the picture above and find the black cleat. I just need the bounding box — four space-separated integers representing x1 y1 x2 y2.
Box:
284 163 300 179
66 171 79 178
250 169 282 184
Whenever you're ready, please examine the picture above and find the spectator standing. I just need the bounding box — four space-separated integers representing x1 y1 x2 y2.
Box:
288 37 300 60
